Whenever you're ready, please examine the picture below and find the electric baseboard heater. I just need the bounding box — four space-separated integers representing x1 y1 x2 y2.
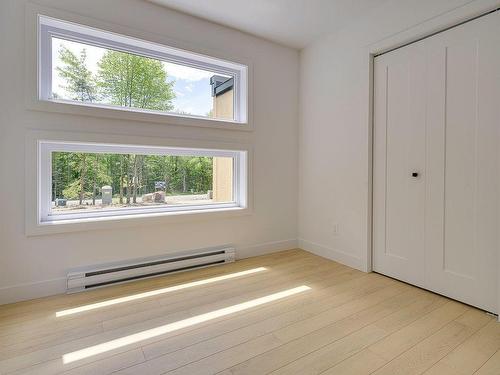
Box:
66 247 236 293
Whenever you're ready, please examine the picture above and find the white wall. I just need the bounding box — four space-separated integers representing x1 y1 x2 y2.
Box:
0 0 299 303
2 0 498 306
298 0 500 271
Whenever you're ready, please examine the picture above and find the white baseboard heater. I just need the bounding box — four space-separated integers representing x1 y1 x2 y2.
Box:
67 247 236 293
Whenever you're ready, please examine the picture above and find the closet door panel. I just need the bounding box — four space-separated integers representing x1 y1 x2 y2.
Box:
424 12 499 312
373 43 426 286
374 11 499 313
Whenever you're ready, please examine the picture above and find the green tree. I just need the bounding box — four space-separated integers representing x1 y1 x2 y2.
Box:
187 157 213 193
97 51 175 110
147 155 176 193
87 154 112 204
52 152 73 200
59 152 91 202
55 48 177 205
56 47 98 102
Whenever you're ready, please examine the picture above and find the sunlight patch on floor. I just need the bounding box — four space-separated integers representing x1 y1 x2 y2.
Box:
62 285 311 363
56 267 267 317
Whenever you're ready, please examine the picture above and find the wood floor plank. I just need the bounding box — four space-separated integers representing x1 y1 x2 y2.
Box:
319 349 387 375
0 256 358 373
368 300 470 361
0 250 311 324
422 319 500 375
59 349 146 375
0 252 319 334
142 274 386 359
13 349 146 375
216 288 424 375
0 254 332 348
474 349 500 375
267 292 446 374
0 251 299 315
0 250 496 375
110 275 394 374
371 310 492 375
320 304 495 375
52 275 384 373
101 261 340 331
161 286 413 375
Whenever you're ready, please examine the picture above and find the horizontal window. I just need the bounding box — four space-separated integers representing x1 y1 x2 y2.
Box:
38 16 248 124
39 141 247 223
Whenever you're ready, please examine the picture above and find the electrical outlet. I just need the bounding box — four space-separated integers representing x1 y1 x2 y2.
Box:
332 222 339 235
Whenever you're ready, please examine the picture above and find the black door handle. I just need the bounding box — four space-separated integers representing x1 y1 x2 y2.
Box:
411 172 419 178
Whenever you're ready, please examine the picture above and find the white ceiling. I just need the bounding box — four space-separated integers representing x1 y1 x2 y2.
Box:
149 0 387 49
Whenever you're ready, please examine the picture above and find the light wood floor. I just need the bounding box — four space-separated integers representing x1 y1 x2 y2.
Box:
0 249 499 375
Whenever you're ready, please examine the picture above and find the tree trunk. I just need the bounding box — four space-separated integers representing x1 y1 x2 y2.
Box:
164 174 170 193
92 155 98 205
182 169 187 193
138 156 144 196
126 155 131 204
53 170 57 201
79 153 86 205
119 156 124 204
127 176 131 204
132 155 139 204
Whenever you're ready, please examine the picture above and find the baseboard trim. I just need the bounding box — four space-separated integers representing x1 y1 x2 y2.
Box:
298 238 367 272
0 277 67 305
0 238 299 305
236 238 298 259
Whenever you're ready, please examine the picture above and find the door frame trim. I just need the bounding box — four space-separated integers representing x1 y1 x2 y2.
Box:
374 7 499 58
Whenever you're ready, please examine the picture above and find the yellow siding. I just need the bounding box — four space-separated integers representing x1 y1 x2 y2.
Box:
212 88 234 202
212 157 233 202
212 89 233 120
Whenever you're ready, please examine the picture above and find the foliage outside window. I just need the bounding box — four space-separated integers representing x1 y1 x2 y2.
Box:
53 38 222 117
39 142 246 223
39 16 248 124
52 152 230 213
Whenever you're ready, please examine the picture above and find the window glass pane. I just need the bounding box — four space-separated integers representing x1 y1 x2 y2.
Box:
51 151 234 215
51 37 234 120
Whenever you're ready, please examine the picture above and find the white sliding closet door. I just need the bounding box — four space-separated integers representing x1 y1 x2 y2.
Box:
373 11 499 313
373 41 427 287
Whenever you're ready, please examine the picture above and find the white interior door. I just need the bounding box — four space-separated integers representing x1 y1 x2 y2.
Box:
373 11 499 313
372 41 427 287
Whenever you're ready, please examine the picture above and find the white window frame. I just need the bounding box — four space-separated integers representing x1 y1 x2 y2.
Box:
38 15 249 124
38 141 248 224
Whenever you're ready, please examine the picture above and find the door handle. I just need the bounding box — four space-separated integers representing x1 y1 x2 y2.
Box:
411 172 419 178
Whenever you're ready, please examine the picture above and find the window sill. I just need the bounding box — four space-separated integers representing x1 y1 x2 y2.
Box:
29 99 253 131
28 206 250 236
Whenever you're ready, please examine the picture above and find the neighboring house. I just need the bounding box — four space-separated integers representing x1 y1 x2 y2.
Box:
211 75 234 202
210 75 234 120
